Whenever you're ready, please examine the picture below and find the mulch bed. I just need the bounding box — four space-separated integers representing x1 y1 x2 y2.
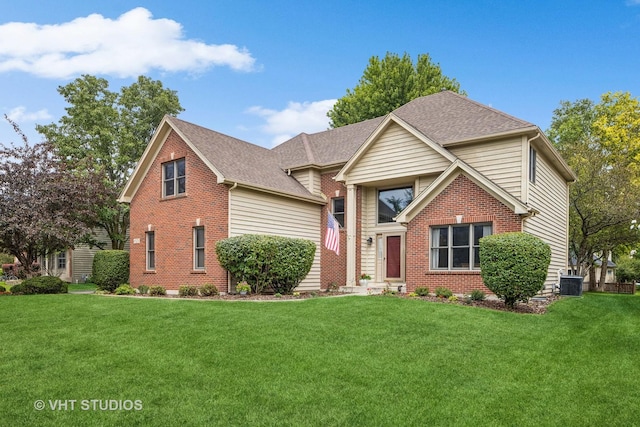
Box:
399 294 559 314
111 291 559 313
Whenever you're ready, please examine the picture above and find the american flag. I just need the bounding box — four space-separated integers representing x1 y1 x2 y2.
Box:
325 211 340 255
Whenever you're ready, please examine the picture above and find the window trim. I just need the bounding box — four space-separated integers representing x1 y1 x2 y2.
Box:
162 158 186 198
332 197 345 228
430 223 492 271
146 231 155 271
193 226 205 270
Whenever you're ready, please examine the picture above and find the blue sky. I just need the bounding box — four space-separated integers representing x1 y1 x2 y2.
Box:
1 1 639 149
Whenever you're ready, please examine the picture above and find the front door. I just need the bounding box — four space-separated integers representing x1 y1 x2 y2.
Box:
378 233 405 281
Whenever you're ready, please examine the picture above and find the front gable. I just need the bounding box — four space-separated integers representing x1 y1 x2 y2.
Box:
335 114 455 185
395 160 531 224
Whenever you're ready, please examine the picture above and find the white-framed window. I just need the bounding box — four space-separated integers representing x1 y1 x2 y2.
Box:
430 223 492 270
146 231 155 270
57 252 66 270
194 227 205 270
332 197 345 228
529 146 537 184
163 158 186 197
378 186 413 223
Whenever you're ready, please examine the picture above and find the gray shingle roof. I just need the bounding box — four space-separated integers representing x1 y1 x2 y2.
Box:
392 91 535 144
166 116 322 202
274 91 536 169
163 91 543 201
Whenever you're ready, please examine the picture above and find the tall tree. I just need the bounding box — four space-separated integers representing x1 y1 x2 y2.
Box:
37 75 184 249
0 118 107 276
547 92 640 290
327 52 465 128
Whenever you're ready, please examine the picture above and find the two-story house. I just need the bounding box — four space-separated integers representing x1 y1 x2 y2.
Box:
119 91 575 294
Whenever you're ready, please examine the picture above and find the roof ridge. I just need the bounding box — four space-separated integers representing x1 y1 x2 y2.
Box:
300 133 316 164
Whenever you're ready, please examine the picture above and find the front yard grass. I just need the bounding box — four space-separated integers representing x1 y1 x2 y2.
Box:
1 293 639 426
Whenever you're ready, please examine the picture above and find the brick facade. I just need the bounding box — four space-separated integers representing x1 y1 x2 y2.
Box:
320 172 347 289
129 130 229 292
405 174 522 294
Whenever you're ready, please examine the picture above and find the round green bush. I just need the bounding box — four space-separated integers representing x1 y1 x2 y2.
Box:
92 250 130 293
216 234 316 294
479 232 551 308
199 283 219 296
15 276 68 295
114 284 136 295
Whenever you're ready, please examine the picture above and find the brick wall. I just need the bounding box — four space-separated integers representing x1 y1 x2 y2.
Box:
129 130 229 292
406 174 522 294
320 172 347 289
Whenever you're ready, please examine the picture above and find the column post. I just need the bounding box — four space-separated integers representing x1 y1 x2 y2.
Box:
346 184 357 286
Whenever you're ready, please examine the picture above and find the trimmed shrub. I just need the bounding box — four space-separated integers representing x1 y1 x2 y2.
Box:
14 276 68 295
114 284 136 295
92 250 130 293
199 283 219 296
10 283 24 294
435 287 453 298
0 284 6 293
470 289 486 301
479 232 551 308
179 285 199 297
148 285 166 296
216 234 316 294
137 285 149 295
414 286 430 296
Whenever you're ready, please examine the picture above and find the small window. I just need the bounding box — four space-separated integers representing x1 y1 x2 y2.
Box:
163 158 186 197
332 197 345 228
194 227 205 270
57 252 66 270
146 232 155 270
529 146 537 184
430 223 492 270
378 187 413 223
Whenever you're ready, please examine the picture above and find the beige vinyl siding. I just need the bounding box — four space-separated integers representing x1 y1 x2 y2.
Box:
449 137 523 199
70 228 126 283
418 175 437 193
291 169 321 196
229 187 321 290
348 123 450 184
523 152 570 292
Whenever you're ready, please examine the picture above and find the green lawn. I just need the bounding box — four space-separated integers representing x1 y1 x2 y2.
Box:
67 283 98 292
1 293 639 426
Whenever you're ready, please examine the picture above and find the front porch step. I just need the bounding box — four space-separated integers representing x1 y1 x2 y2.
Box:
340 283 406 295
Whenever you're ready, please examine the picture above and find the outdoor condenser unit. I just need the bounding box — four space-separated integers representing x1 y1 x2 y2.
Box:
559 275 583 297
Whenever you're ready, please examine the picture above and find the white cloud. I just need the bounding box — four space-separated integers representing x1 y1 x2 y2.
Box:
247 99 336 147
6 106 52 122
0 7 256 79
627 0 640 5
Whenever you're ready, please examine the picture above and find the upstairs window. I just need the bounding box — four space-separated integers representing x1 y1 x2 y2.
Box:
163 158 186 197
332 197 345 228
378 187 413 223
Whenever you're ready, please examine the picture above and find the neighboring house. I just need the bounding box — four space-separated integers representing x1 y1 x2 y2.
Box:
38 228 125 283
119 91 575 294
568 256 617 289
